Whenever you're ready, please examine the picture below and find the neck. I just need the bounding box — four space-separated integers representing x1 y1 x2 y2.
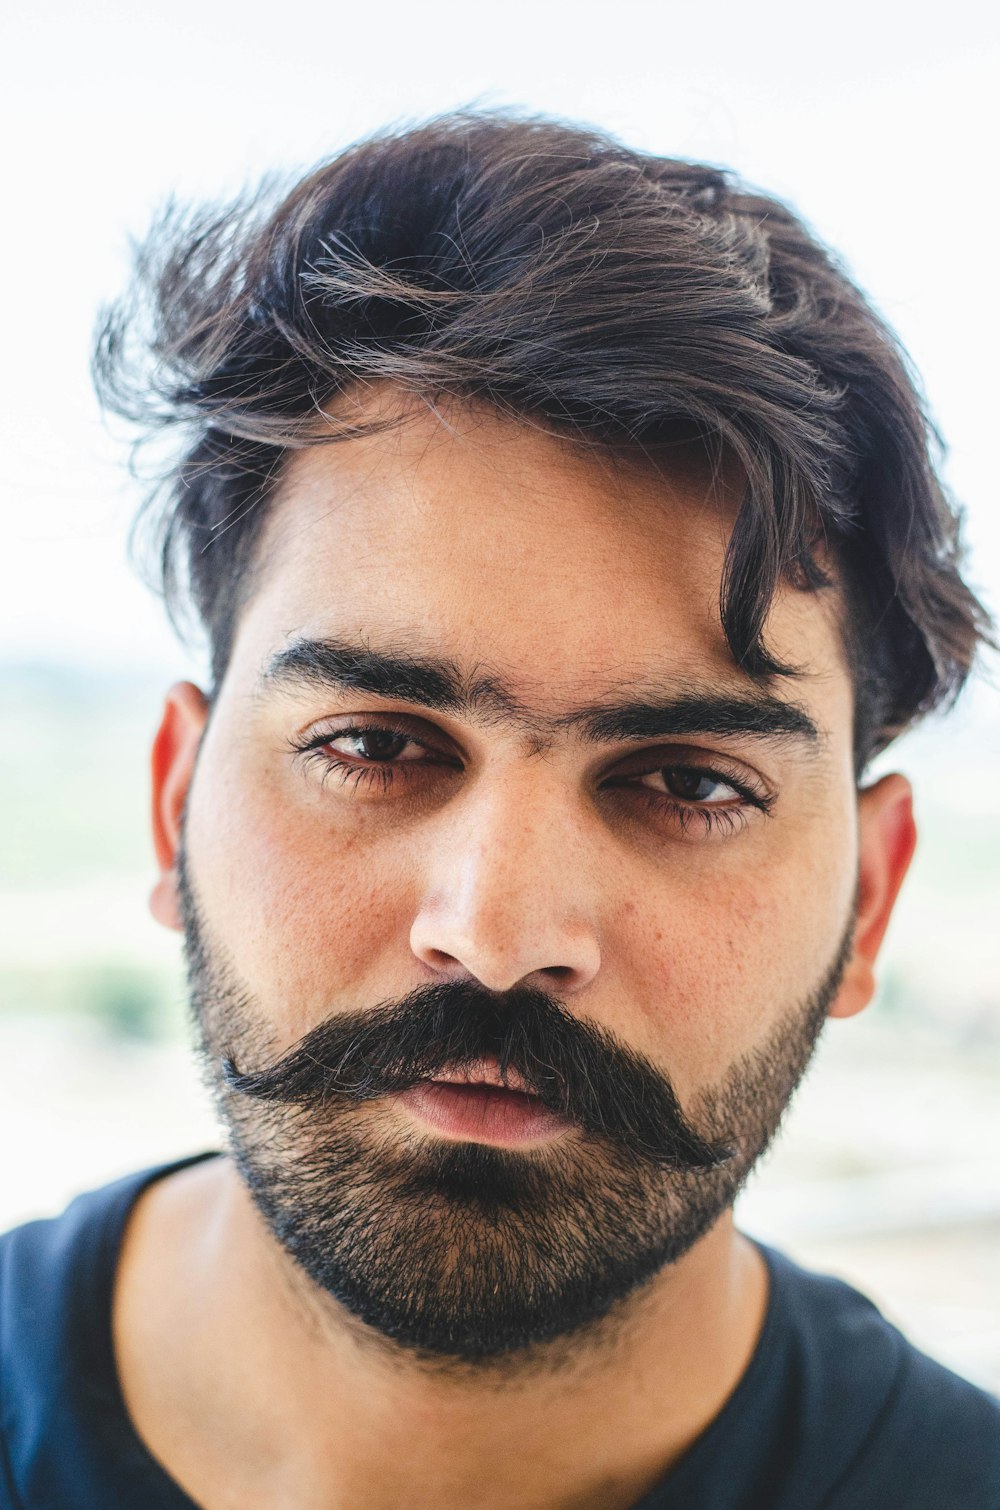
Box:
114 1156 768 1510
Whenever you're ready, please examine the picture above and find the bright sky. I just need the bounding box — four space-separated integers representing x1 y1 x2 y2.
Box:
2 0 998 684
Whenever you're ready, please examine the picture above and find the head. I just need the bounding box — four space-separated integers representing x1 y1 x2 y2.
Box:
97 113 991 1361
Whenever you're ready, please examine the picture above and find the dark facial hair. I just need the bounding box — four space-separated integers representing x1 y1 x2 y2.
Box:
221 983 733 1171
179 845 853 1361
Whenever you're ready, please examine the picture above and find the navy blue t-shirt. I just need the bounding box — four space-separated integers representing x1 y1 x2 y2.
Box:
1 1156 998 1508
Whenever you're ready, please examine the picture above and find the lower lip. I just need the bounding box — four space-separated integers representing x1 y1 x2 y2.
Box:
396 1082 572 1146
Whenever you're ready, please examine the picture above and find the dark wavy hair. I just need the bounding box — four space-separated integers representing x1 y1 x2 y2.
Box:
94 112 992 772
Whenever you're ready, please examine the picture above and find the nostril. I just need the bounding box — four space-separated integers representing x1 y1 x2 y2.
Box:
411 917 601 995
542 965 576 985
423 948 464 972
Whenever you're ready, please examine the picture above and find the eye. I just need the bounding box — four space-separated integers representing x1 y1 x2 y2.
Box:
602 751 774 839
324 727 426 763
638 765 744 806
289 719 459 796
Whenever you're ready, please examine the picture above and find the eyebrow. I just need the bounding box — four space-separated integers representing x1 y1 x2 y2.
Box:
259 637 822 749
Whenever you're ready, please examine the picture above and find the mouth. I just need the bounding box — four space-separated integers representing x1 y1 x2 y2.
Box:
395 1059 573 1146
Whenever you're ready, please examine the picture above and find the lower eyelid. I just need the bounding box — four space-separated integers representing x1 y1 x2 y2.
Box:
639 795 753 836
310 756 396 791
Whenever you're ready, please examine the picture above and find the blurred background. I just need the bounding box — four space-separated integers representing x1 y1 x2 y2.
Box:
2 0 998 1390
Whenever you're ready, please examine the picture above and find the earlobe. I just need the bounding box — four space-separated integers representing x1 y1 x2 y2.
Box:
149 682 210 932
828 772 917 1020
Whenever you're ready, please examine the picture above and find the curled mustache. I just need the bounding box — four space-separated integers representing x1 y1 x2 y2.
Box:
221 982 734 1171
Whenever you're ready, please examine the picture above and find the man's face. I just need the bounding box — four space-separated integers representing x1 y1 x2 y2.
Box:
162 398 902 1359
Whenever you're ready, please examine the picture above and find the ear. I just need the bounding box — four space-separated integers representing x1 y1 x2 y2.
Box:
828 772 917 1020
149 682 210 932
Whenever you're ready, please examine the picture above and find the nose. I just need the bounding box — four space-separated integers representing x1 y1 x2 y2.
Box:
409 773 603 995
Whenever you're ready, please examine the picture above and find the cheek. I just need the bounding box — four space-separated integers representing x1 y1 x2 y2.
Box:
184 749 415 1045
613 825 856 1095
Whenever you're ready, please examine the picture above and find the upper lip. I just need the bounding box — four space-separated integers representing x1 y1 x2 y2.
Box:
429 1059 535 1095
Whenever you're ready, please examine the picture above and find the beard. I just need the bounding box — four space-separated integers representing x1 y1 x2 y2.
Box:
178 846 851 1363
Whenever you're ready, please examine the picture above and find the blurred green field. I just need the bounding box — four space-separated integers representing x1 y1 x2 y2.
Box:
1 664 182 1038
2 664 157 885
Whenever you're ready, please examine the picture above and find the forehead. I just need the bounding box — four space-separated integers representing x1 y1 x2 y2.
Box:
229 399 846 716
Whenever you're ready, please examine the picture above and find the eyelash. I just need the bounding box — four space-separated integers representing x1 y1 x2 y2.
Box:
289 724 774 836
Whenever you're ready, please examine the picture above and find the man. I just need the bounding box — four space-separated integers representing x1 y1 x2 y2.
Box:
1 113 997 1509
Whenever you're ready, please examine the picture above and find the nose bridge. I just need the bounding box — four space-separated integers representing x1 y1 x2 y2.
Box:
409 764 602 993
